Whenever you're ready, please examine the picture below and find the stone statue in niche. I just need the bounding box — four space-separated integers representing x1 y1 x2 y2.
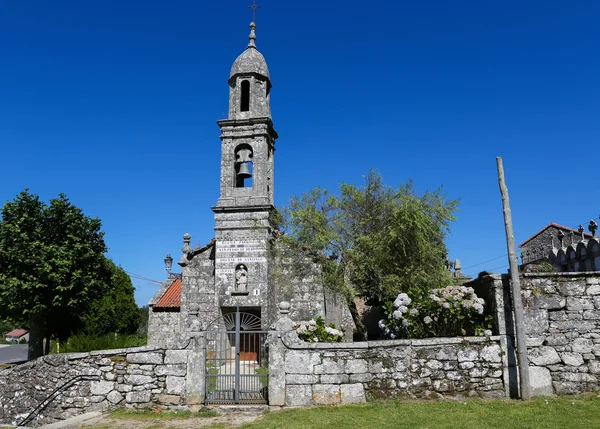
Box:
235 264 248 292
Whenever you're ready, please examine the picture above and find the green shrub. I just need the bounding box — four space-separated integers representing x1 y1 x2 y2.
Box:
295 316 344 343
52 333 147 353
379 286 493 339
206 363 219 392
525 261 557 273
255 366 269 388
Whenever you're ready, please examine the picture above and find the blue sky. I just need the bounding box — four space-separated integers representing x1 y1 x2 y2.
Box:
1 1 598 306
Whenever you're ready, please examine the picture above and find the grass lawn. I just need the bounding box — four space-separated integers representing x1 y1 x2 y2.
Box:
240 395 600 429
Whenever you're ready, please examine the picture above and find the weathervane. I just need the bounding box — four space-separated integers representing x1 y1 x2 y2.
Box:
248 1 260 22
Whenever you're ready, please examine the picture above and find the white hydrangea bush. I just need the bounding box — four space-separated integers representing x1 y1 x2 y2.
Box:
379 286 493 339
294 316 344 343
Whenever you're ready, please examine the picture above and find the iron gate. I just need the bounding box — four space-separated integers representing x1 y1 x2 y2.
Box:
205 310 268 404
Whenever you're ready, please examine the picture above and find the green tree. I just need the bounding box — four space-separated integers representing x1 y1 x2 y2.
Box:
0 190 109 359
79 260 140 336
137 305 149 337
281 170 458 308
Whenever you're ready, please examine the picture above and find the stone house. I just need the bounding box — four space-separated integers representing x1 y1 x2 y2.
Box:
148 273 182 347
519 222 600 272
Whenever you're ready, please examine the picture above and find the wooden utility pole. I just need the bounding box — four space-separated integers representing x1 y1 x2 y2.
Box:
496 157 531 400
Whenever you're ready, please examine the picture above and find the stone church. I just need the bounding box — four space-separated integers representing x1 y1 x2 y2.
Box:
148 22 354 347
519 221 600 272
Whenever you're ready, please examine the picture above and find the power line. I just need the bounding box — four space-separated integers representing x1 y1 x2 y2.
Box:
125 271 163 285
462 254 508 270
465 263 508 278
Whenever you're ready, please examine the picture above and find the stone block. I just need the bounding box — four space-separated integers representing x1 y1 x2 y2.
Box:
432 380 452 392
529 347 561 366
446 371 462 381
126 352 163 365
126 390 151 404
553 319 595 332
457 348 479 362
524 310 549 334
287 374 319 385
156 394 182 405
88 400 109 412
90 380 114 396
312 384 342 405
314 359 344 375
340 383 366 404
572 338 593 354
165 350 189 364
566 297 595 311
459 361 475 370
345 359 368 374
435 347 457 361
526 336 546 347
285 350 320 374
553 381 582 395
286 385 312 406
561 352 584 367
481 345 502 363
583 310 600 319
558 282 586 296
586 284 600 295
166 376 185 395
426 360 444 370
349 373 373 383
155 364 186 377
588 361 600 374
321 374 349 384
106 391 124 405
532 295 566 310
469 367 488 378
125 375 154 386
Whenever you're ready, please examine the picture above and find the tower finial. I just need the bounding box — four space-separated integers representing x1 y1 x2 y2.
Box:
247 21 257 48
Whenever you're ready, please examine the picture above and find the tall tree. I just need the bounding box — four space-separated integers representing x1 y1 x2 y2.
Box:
79 260 140 336
0 190 109 359
281 170 458 308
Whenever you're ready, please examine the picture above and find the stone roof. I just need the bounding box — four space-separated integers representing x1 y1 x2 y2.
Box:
230 23 270 80
519 222 594 247
154 279 181 309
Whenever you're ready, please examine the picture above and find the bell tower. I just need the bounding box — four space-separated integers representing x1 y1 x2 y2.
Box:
211 21 278 320
215 22 277 209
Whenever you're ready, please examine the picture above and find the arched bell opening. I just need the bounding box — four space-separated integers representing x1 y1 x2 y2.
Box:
240 80 250 112
234 144 253 188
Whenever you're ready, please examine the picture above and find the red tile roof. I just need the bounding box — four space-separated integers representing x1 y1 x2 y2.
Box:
154 279 181 308
5 329 28 338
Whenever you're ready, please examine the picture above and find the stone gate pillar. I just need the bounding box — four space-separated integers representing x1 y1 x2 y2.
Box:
268 302 294 406
185 333 206 404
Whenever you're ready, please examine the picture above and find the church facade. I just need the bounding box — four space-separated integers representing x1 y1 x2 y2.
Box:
148 22 354 349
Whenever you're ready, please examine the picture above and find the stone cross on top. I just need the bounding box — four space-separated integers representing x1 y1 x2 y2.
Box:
248 1 260 22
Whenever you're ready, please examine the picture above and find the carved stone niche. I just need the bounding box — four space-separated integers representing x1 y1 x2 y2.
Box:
231 263 250 296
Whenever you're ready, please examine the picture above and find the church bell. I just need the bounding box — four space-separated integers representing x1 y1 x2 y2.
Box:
237 162 252 179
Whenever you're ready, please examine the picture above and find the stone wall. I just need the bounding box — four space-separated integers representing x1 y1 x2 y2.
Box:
0 346 189 427
470 271 600 396
268 316 507 406
147 310 181 348
521 272 600 395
